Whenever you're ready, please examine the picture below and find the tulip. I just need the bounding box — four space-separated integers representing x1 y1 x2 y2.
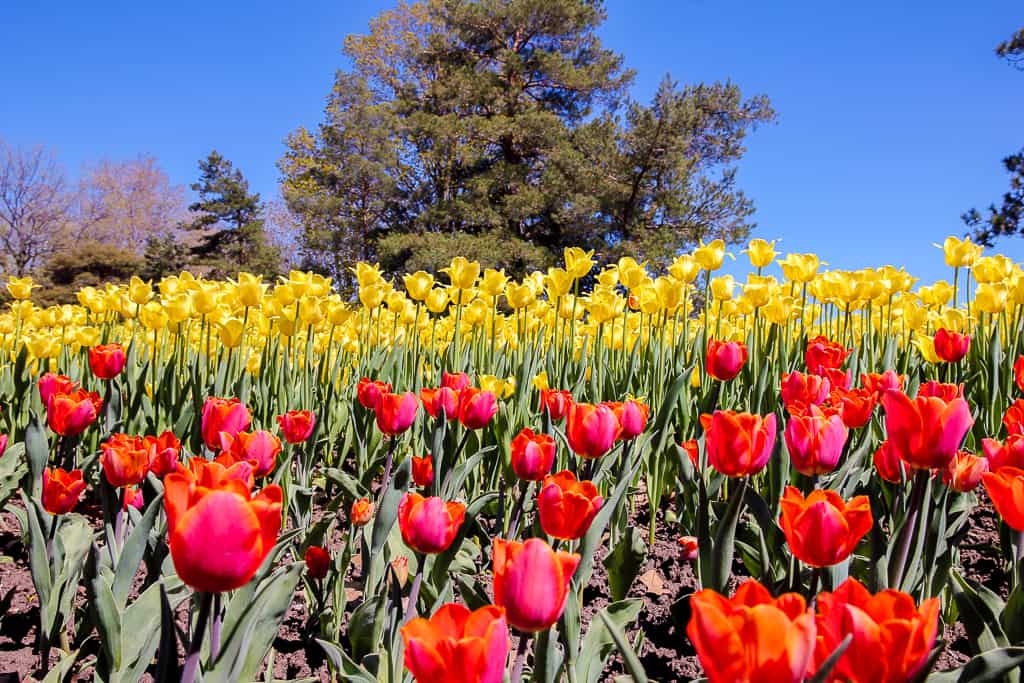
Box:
831 387 876 428
458 388 499 430
943 451 988 493
441 371 472 392
357 378 392 410
784 405 848 476
873 440 904 484
46 389 102 437
780 372 830 411
38 373 77 407
882 390 973 469
510 428 556 481
700 410 777 478
1015 355 1024 394
779 487 872 567
918 380 963 401
538 471 603 540
678 536 699 561
186 456 256 491
219 430 282 478
933 328 970 363
605 399 649 440
401 603 510 683
276 410 316 444
412 454 434 488
42 467 87 515
100 433 151 488
398 493 465 554
687 580 816 683
350 497 374 526
805 335 850 375
375 392 419 435
983 466 1024 530
822 367 852 391
982 435 1024 470
492 538 579 633
565 402 620 459
123 486 144 511
861 370 904 399
305 545 330 579
813 578 940 683
1004 399 1024 436
88 343 126 379
200 397 252 450
146 430 182 477
420 386 459 420
540 389 572 421
0 434 7 459
706 339 748 381
681 439 699 468
7 275 36 300
164 468 282 593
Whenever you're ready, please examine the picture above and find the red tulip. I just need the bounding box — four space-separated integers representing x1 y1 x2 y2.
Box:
0 434 7 459
305 545 330 579
398 492 465 554
831 387 877 429
860 370 904 400
89 343 126 379
706 339 748 381
200 397 252 450
540 389 572 422
687 580 816 683
146 430 182 477
420 387 460 420
882 389 973 469
276 410 316 444
983 466 1024 530
1015 355 1024 394
46 389 102 437
1004 399 1024 436
537 470 603 540
918 380 963 401
784 404 848 476
375 392 419 435
813 578 940 683
873 440 904 484
458 388 499 430
805 335 851 375
42 467 86 515
185 456 256 491
982 435 1024 470
781 371 831 412
510 428 556 481
678 536 699 561
412 454 434 488
219 430 282 478
605 399 649 440
942 451 988 493
350 497 374 526
565 402 620 459
933 328 970 363
401 603 509 683
38 373 77 406
682 439 699 468
441 371 472 392
700 410 776 478
123 486 144 511
357 377 392 410
164 467 282 593
779 487 872 568
822 367 852 391
492 538 579 633
100 433 151 488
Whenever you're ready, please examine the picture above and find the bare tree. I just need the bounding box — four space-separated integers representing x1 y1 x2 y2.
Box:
0 140 74 276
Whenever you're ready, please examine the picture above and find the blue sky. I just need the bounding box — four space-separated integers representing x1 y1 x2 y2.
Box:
3 1 1022 281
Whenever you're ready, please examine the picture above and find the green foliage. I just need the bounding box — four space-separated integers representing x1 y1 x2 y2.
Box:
139 231 191 282
38 240 142 305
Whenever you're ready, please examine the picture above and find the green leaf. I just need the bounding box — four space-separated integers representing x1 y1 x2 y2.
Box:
709 477 749 593
315 639 376 683
926 647 1024 682
24 412 49 496
90 552 123 671
112 492 163 607
603 527 647 602
371 456 411 557
578 599 644 683
347 595 386 663
597 608 648 683
574 453 644 586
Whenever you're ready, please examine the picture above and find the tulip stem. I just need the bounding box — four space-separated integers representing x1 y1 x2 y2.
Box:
888 469 929 590
510 633 532 683
181 591 213 683
1015 530 1024 591
380 438 399 496
404 554 425 623
508 481 528 538
210 593 222 661
807 566 821 606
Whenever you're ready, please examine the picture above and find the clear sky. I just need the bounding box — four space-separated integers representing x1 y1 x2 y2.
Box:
3 1 1023 282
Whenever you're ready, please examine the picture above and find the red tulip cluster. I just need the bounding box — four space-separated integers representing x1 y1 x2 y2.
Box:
39 373 103 438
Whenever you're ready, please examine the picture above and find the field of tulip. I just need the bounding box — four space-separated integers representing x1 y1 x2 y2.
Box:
3 236 1024 681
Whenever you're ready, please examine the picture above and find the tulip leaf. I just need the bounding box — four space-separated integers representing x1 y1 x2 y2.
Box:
89 550 123 671
112 492 163 607
597 608 648 683
926 647 1024 683
603 527 647 602
441 446 492 500
0 442 26 508
323 467 368 501
21 492 51 605
119 577 187 683
950 570 1009 652
315 639 377 683
708 477 749 593
578 599 644 683
431 492 495 586
534 625 564 683
24 412 49 496
574 454 644 587
371 456 411 557
40 649 80 683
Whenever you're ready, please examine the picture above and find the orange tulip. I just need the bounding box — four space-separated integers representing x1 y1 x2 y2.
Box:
441 371 472 392
401 603 509 683
46 388 102 437
375 391 419 435
88 342 126 379
682 438 699 468
942 451 988 493
918 380 963 401
678 536 699 561
982 435 1024 470
687 580 816 683
200 397 252 450
779 487 872 568
860 370 904 400
780 371 830 412
164 467 282 593
100 433 151 488
805 335 850 375
881 389 973 470
420 386 460 420
412 454 434 488
813 578 940 683
537 470 603 540
398 492 465 554
983 466 1024 530
1004 399 1024 436
123 486 144 511
492 538 579 633
540 389 572 422
218 430 282 478
831 387 876 429
357 377 392 410
873 440 904 484
350 497 374 526
276 409 316 443
1015 355 1024 394
146 430 182 477
510 428 555 481
42 467 86 515
933 328 970 363
700 410 776 477
706 339 748 381
565 402 620 459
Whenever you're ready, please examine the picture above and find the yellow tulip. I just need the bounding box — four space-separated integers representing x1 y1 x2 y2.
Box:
298 296 325 325
972 255 1014 283
532 371 549 391
693 239 727 271
140 302 168 330
441 257 481 289
425 288 449 314
479 269 509 298
668 254 701 283
596 267 619 288
917 281 954 307
544 267 574 298
653 276 683 310
352 262 384 288
403 271 434 301
218 318 245 348
710 275 736 301
127 276 153 305
359 283 388 309
507 283 536 309
937 236 982 268
913 335 941 363
743 238 778 268
563 247 595 279
6 276 36 300
778 253 821 283
235 273 266 307
975 283 1008 314
448 287 477 306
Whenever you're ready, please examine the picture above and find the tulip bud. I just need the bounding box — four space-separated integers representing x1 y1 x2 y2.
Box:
420 386 459 420
42 467 86 515
538 471 603 540
375 392 419 435
540 389 572 422
933 328 970 363
304 545 331 579
565 403 620 459
398 493 465 554
701 410 776 478
411 454 434 488
100 433 151 488
492 538 579 633
457 388 499 430
357 378 392 410
943 451 988 493
47 389 102 437
200 397 252 451
779 486 872 568
784 405 848 476
706 339 748 381
350 497 374 526
276 410 316 444
401 604 509 683
510 428 556 481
